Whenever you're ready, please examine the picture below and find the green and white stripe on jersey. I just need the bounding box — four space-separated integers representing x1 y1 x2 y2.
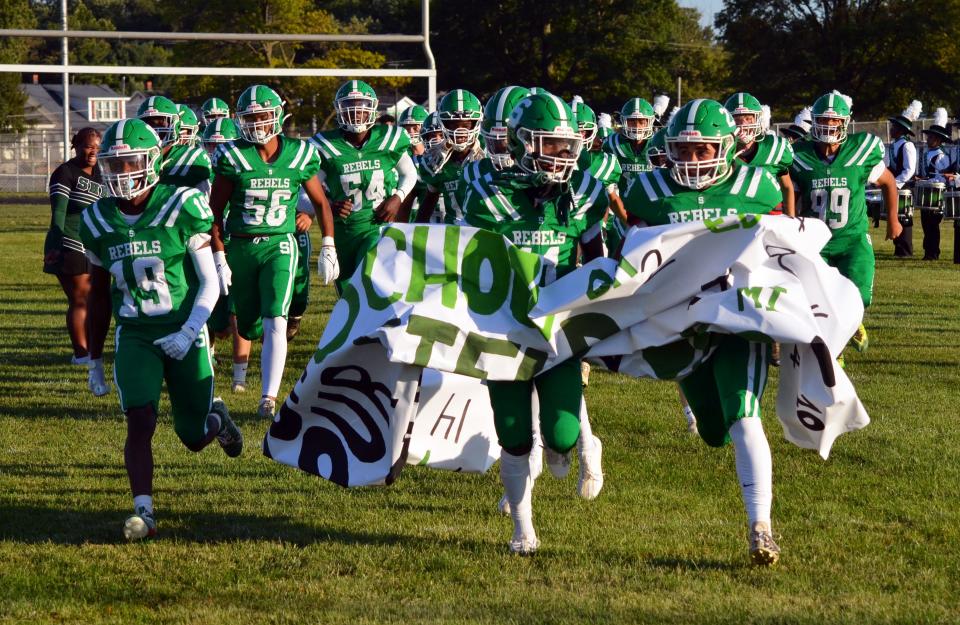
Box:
80 201 116 239
287 140 318 172
634 168 676 201
840 133 884 168
757 135 790 167
148 187 211 227
570 172 605 221
461 175 520 222
593 152 619 182
166 146 209 177
214 142 254 172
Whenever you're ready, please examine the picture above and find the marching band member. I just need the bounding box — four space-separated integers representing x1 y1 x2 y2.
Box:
885 100 921 255
919 108 952 260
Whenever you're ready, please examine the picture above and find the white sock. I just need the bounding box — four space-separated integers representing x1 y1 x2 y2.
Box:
232 361 248 385
261 317 288 399
576 398 595 453
133 495 153 515
683 405 696 423
729 417 773 528
500 450 536 541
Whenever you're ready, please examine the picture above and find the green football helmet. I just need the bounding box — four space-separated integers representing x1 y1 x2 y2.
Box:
665 98 737 190
723 92 764 145
482 86 530 170
420 112 444 150
811 91 852 145
137 96 181 147
507 93 582 183
201 117 239 154
334 80 378 134
97 118 163 200
235 84 284 144
176 104 200 146
598 126 614 142
438 89 483 151
644 128 667 168
201 97 230 126
572 99 598 149
527 87 553 97
619 98 656 141
398 105 429 145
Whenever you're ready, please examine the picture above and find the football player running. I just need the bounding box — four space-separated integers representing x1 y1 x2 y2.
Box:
137 96 212 194
80 119 243 541
789 91 901 355
201 118 254 392
308 80 417 292
209 84 336 419
396 105 429 220
724 92 796 216
573 97 627 254
603 98 656 254
415 89 486 224
623 99 784 566
463 94 608 554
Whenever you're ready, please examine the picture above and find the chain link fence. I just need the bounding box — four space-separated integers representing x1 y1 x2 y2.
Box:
0 129 64 193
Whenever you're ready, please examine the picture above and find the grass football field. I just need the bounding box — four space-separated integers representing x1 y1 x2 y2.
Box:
1 196 958 624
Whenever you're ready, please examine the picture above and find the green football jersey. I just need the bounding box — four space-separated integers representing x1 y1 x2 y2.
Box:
214 136 321 236
464 168 608 284
602 133 650 192
790 133 885 239
577 149 623 189
161 144 212 190
623 164 782 226
738 133 794 178
79 184 214 328
419 150 484 225
309 125 411 227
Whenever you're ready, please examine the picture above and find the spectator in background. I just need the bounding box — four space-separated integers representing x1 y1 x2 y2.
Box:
43 127 110 396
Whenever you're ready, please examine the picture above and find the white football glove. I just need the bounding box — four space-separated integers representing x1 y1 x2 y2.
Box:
318 236 340 285
153 325 199 361
213 250 232 295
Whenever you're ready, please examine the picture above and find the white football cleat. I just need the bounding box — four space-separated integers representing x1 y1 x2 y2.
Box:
123 508 157 541
257 397 276 419
87 366 110 397
545 447 571 478
509 531 540 555
577 435 604 500
232 382 247 394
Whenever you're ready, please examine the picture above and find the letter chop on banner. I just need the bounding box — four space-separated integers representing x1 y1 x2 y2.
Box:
264 215 870 487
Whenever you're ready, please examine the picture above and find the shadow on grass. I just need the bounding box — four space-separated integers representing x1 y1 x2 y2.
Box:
0 503 488 549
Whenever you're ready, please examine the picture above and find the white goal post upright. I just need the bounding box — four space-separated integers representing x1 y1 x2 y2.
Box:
0 0 438 159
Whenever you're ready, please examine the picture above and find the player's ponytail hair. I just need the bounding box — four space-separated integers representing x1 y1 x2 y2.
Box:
71 127 102 151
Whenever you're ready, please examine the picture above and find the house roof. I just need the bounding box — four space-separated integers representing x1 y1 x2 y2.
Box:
21 83 128 129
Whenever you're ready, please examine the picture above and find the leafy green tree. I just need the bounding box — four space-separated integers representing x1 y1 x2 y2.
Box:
716 0 960 120
1 0 37 132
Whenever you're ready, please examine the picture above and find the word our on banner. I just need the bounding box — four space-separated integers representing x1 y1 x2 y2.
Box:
264 216 870 487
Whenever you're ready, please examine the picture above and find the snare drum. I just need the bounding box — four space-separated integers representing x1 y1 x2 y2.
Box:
944 191 960 219
898 189 913 218
865 188 883 220
914 180 945 213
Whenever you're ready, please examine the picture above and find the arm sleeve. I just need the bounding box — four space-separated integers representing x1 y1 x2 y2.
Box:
867 161 887 184
297 188 316 216
182 240 218 334
394 151 418 202
46 165 72 252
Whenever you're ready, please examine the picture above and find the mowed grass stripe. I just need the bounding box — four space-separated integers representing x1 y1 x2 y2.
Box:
1 198 958 624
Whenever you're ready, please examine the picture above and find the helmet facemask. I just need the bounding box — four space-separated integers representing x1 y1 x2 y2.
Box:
515 127 582 183
202 111 228 126
812 114 848 145
141 114 178 147
622 115 654 141
237 106 282 145
482 125 513 170
336 95 378 134
666 135 735 190
441 115 481 151
178 124 199 146
646 148 668 169
732 113 762 145
578 122 598 152
401 122 423 145
99 148 161 200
